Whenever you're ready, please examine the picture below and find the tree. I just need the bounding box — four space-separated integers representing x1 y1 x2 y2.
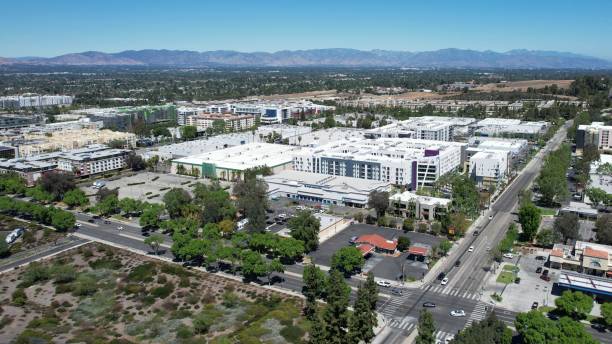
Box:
363 273 379 310
586 187 611 207
180 125 198 140
537 145 571 206
397 236 411 252
348 283 377 343
96 187 118 202
518 202 541 242
233 178 268 231
240 250 268 280
331 246 365 276
139 204 163 228
308 310 326 344
368 190 389 218
416 309 435 344
163 188 192 218
452 313 512 344
535 228 561 248
402 218 414 232
212 119 226 134
323 114 336 129
266 259 284 285
288 211 321 252
303 264 327 319
49 209 76 231
554 212 580 243
554 290 593 320
601 302 612 328
125 153 146 171
451 174 480 217
594 214 612 245
515 310 597 344
323 269 350 343
118 197 144 216
274 237 305 262
62 188 89 208
218 219 235 237
438 239 452 256
96 194 119 216
144 234 164 255
193 182 235 223
39 172 75 200
0 239 10 258
25 185 54 203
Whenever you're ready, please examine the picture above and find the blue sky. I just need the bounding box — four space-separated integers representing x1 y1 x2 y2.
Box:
2 0 611 59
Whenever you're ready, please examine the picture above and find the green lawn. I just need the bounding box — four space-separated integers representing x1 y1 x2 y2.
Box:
497 271 516 284
503 264 520 273
538 207 558 216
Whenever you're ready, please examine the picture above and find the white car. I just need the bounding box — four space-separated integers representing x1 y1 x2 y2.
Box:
503 253 514 259
75 223 82 227
486 246 491 252
468 246 474 252
450 309 466 317
117 226 124 231
440 277 449 285
376 280 392 288
488 215 493 220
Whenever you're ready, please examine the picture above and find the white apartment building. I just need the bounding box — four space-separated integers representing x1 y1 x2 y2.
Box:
468 151 507 187
293 138 466 189
577 122 612 153
366 116 477 141
28 145 130 177
0 94 74 109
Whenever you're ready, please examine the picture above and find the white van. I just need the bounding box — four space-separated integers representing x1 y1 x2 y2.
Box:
236 218 249 231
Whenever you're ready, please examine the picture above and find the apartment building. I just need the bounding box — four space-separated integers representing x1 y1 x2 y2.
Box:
0 159 56 186
182 113 255 132
293 138 466 189
0 94 74 109
576 122 612 154
468 151 508 187
366 116 477 141
0 114 45 129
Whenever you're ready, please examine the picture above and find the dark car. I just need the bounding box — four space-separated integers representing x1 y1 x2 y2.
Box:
536 267 542 273
87 219 95 223
514 277 521 284
422 302 436 308
540 275 551 282
437 272 446 280
542 269 549 276
473 230 479 236
104 220 111 224
531 302 539 310
391 288 403 296
455 260 461 267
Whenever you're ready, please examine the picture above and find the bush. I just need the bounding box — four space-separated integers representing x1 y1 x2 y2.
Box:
50 264 77 284
20 263 50 287
176 324 193 339
128 262 156 282
73 274 98 296
12 288 27 306
280 324 305 343
88 258 122 270
124 284 145 295
151 282 174 299
222 292 240 308
192 306 222 334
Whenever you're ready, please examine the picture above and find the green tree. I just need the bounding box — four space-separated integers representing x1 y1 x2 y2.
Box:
515 310 597 344
163 188 192 218
363 273 379 310
535 228 561 248
49 208 76 231
193 182 235 223
452 313 512 344
368 190 389 218
586 187 611 207
62 188 89 208
601 302 612 328
25 185 54 203
416 309 436 344
118 197 144 216
554 212 580 243
403 218 414 232
39 172 75 200
125 153 146 171
308 311 326 344
438 239 452 256
288 210 321 252
451 174 480 217
274 237 305 262
348 283 377 343
144 234 165 255
97 194 119 216
323 269 350 343
180 125 198 140
302 264 327 319
0 239 10 258
397 236 411 252
266 259 284 285
595 214 612 245
331 246 365 276
233 178 268 231
240 250 268 280
536 144 571 206
139 204 164 228
518 202 542 242
554 290 593 320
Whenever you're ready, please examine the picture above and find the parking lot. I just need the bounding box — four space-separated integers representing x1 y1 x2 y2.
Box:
80 172 220 204
310 223 441 281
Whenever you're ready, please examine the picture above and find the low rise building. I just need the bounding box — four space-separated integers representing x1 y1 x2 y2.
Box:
0 114 45 129
0 159 56 186
468 151 508 187
183 113 255 132
471 118 549 140
389 191 451 220
548 241 611 278
171 142 299 181
293 138 466 189
354 234 397 255
264 170 391 207
139 133 256 161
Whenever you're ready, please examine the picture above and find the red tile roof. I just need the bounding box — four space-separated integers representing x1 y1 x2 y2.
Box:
583 247 609 260
550 249 563 258
408 246 429 256
355 234 397 251
356 244 375 256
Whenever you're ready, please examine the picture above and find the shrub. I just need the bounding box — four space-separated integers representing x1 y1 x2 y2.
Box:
222 292 240 308
55 283 74 294
128 262 156 282
20 263 50 288
124 284 145 295
280 324 305 343
176 324 193 339
12 288 27 306
151 282 174 299
88 258 122 270
192 306 222 334
50 264 77 284
73 274 98 296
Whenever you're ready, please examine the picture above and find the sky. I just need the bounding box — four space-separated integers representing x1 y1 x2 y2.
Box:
2 0 611 59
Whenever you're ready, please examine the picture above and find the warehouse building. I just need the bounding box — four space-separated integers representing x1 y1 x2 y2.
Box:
264 170 391 207
171 142 299 181
293 138 466 189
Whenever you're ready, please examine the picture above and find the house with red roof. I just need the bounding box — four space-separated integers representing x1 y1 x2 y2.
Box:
548 241 611 277
354 234 397 255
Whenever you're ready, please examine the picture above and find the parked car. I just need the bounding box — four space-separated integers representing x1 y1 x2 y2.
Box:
75 223 82 228
542 269 549 276
536 267 542 274
441 277 449 285
117 226 124 231
514 277 521 284
422 302 436 308
531 302 539 310
87 219 95 223
104 220 111 224
450 310 466 317
4 228 24 244
349 236 359 244
503 253 514 259
376 280 391 288
468 246 474 252
540 275 551 282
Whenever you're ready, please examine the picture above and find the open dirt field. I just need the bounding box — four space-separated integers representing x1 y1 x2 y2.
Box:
0 243 307 344
244 89 338 101
473 79 574 92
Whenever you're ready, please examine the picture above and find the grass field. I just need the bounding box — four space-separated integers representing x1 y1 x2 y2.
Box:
497 271 516 284
538 207 558 216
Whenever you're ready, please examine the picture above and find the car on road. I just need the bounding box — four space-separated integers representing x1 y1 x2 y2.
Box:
531 302 539 310
87 219 95 223
503 253 514 259
75 223 82 228
117 226 124 231
454 260 461 267
437 272 446 281
5 228 24 244
542 269 549 276
536 267 543 273
488 215 493 220
422 302 436 308
473 230 479 236
468 246 474 252
104 220 111 224
440 277 449 285
450 310 466 317
486 246 491 252
376 280 391 288
391 288 403 296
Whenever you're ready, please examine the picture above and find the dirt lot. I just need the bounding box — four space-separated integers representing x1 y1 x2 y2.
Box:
473 79 574 92
0 243 307 344
0 215 64 256
243 90 339 101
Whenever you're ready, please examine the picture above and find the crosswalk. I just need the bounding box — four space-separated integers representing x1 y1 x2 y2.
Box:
426 285 481 300
377 290 414 318
434 330 456 343
388 317 416 332
464 302 488 328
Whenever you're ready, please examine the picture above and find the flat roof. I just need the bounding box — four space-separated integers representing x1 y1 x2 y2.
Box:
389 191 451 206
265 170 391 193
173 142 299 170
557 272 612 296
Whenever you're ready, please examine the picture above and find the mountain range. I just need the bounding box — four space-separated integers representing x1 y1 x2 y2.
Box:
1 48 611 69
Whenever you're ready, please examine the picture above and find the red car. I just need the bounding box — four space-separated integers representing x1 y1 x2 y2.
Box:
540 275 551 282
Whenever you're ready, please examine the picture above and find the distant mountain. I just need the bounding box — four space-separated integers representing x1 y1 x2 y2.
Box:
2 48 611 69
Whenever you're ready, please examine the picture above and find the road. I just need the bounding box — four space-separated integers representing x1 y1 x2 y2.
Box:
0 235 90 273
376 121 574 343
